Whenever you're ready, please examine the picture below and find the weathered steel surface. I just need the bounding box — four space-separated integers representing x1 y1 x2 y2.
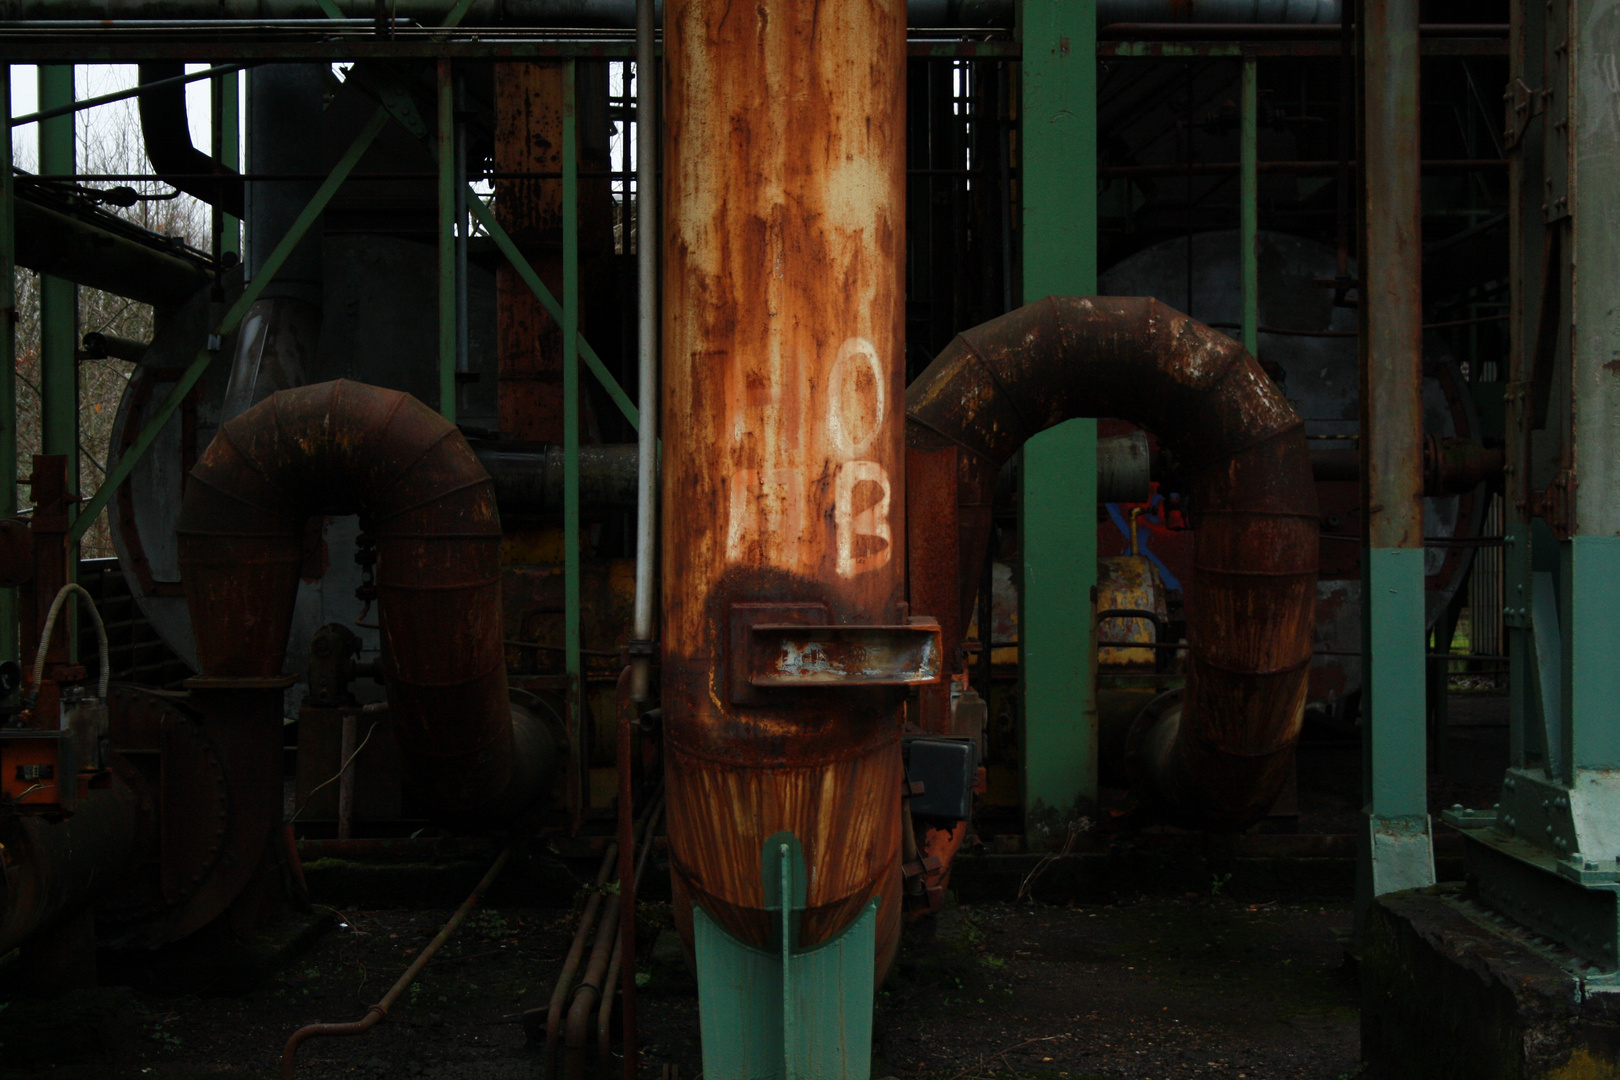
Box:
746 621 941 689
176 380 539 823
906 296 1319 830
495 61 568 444
904 444 962 735
662 0 908 976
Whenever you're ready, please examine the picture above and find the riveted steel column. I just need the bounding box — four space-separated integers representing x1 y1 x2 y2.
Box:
1240 56 1259 357
1356 0 1434 908
1017 0 1098 845
0 69 15 664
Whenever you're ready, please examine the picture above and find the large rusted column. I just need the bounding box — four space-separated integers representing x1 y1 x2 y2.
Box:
661 0 908 990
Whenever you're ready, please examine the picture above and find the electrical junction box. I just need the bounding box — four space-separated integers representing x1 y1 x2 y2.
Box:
904 737 977 821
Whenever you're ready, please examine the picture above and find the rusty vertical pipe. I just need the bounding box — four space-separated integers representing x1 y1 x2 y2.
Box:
662 0 908 975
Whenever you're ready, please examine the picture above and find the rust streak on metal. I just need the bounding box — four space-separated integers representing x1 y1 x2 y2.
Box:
906 297 1319 830
662 0 908 977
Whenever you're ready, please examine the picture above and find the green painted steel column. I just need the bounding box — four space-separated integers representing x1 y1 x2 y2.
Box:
215 69 239 259
1563 1 1620 778
1356 0 1434 909
1017 0 1098 846
561 61 583 769
436 58 456 422
1240 56 1259 357
0 68 16 665
38 66 76 502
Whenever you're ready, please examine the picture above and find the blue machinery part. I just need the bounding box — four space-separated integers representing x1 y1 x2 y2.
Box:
694 833 879 1080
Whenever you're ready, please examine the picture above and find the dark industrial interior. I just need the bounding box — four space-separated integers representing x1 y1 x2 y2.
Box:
0 1 1606 1077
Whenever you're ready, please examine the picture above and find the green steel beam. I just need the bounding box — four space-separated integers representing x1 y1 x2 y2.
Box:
351 64 638 431
465 195 638 430
0 68 16 664
1017 0 1098 846
1356 0 1434 907
38 65 76 497
70 105 392 546
561 60 583 794
437 58 456 421
214 68 239 259
1239 56 1258 358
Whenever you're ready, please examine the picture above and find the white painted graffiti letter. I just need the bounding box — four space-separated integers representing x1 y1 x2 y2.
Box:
835 460 892 578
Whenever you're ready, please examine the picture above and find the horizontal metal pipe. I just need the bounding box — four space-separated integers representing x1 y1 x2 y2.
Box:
472 443 643 513
13 195 209 306
0 0 1341 27
479 440 1148 512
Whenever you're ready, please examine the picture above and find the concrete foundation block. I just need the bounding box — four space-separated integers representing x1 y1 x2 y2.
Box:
1361 884 1620 1079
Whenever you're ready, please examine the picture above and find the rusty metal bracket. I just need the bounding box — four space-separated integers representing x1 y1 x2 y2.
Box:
726 603 942 703
1503 77 1546 151
746 621 943 690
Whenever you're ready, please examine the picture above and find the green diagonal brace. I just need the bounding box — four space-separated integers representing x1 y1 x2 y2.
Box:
465 195 638 431
354 67 638 431
69 105 393 546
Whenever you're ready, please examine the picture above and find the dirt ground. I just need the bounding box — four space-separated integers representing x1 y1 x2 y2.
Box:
0 887 1361 1080
1 696 1508 1080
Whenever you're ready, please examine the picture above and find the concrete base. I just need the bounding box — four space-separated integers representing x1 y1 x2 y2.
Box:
1361 884 1620 1079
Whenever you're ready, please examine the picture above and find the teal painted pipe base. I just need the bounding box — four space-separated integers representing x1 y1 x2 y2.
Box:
693 832 877 1080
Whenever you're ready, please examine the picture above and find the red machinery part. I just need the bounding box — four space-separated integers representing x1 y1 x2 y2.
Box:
907 296 1319 830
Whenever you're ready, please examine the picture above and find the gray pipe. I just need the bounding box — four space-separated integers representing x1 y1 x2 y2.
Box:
477 437 1148 514
628 0 658 704
0 0 1339 27
474 443 645 513
222 64 326 421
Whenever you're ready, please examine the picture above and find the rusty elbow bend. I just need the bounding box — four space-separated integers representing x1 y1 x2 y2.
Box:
177 380 546 825
905 297 1319 830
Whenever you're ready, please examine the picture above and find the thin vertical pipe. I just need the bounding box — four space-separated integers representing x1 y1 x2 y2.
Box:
562 60 582 799
630 0 658 704
436 59 456 422
623 0 658 1071
0 68 15 665
1240 56 1259 358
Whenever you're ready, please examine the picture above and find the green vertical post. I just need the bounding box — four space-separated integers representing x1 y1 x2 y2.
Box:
1017 0 1098 846
1356 0 1434 909
215 69 240 259
0 68 16 665
38 66 76 495
561 61 583 772
1240 56 1259 357
436 59 456 422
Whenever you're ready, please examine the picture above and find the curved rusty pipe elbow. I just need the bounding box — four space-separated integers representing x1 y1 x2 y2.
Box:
906 297 1318 830
177 380 548 824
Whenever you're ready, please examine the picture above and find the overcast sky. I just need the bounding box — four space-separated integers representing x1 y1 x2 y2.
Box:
9 64 229 172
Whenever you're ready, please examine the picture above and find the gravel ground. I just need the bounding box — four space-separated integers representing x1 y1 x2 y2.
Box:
0 889 1361 1080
